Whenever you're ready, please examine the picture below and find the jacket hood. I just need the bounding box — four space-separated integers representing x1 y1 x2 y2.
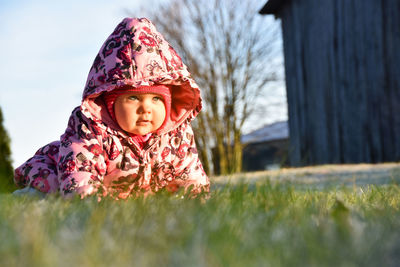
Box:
81 17 202 135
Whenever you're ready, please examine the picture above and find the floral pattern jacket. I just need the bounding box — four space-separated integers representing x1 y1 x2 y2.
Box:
14 18 209 199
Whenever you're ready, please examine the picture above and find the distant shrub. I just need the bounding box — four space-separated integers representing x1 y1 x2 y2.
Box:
0 106 15 192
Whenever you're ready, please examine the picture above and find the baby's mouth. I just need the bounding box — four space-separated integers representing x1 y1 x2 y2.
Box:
136 119 151 125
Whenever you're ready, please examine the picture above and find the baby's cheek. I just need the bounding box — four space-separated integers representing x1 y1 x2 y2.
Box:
158 103 167 119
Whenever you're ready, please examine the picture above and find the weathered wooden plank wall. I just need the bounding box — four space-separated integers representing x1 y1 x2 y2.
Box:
279 0 400 166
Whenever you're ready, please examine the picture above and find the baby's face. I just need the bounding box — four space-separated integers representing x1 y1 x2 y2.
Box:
114 93 166 135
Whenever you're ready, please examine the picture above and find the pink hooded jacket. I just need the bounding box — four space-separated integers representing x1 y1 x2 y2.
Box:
14 18 209 199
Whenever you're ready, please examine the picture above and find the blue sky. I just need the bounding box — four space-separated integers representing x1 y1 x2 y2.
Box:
0 0 286 168
0 0 142 167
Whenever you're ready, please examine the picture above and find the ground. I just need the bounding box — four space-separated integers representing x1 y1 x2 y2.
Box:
212 162 400 188
2 163 400 266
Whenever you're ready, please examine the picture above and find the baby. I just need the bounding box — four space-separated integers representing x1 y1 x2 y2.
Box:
14 17 210 199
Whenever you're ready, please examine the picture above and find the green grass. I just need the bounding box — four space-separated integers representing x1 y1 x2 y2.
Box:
2 180 400 266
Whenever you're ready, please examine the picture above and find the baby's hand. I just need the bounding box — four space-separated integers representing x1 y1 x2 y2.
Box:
13 187 46 198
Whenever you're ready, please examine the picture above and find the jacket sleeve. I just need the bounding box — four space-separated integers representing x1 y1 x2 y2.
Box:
57 110 107 198
14 141 61 193
170 122 210 194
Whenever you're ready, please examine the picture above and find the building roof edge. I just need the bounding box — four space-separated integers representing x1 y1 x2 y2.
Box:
259 0 286 15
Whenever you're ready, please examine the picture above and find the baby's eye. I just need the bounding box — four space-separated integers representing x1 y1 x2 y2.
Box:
128 95 139 101
153 96 162 101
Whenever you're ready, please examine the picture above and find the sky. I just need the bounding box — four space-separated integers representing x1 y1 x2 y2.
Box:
0 0 287 168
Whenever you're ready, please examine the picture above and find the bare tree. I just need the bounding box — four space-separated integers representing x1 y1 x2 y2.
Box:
135 0 280 175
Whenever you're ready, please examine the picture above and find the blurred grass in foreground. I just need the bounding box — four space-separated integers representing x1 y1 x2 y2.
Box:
1 180 400 267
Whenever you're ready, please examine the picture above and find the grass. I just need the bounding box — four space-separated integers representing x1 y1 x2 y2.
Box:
2 165 400 266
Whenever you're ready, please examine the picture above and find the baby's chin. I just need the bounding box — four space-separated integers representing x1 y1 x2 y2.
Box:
127 128 154 136
124 123 163 136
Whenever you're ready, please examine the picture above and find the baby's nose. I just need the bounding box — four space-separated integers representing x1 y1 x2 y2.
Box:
139 101 152 113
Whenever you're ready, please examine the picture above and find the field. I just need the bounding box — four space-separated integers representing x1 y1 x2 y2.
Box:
2 163 400 266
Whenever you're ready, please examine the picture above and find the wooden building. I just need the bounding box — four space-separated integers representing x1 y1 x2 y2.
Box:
260 0 400 166
241 121 289 171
